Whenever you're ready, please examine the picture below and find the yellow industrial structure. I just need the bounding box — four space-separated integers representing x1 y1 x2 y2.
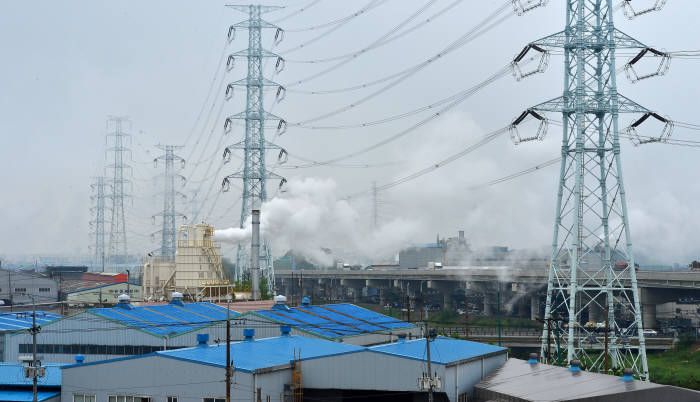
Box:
143 223 232 301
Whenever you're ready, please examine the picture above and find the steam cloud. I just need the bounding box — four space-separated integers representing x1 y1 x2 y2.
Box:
214 177 421 266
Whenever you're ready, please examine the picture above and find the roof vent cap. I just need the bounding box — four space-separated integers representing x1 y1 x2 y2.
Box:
196 333 209 347
274 295 287 304
527 353 539 364
301 297 310 306
75 354 85 364
621 368 635 382
169 292 185 306
244 328 255 341
568 360 582 373
116 294 133 309
397 333 407 343
280 325 291 336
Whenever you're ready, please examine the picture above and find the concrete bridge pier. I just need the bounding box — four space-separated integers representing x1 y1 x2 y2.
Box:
427 280 457 311
341 279 365 304
366 279 391 306
530 294 540 321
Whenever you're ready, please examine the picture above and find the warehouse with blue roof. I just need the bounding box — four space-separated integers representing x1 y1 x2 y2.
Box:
0 311 62 361
3 293 242 364
239 295 421 345
61 326 508 402
0 363 63 402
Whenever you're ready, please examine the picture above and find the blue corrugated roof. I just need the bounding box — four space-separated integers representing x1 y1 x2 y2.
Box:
0 391 60 402
89 302 238 337
0 363 63 386
369 337 506 364
0 312 62 332
254 303 414 339
157 335 364 372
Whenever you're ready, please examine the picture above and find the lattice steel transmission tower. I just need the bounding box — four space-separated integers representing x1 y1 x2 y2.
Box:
511 0 671 380
221 4 288 295
89 176 109 272
106 116 132 268
152 145 187 257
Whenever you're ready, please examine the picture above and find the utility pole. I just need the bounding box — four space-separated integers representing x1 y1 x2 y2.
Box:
90 176 109 272
152 145 186 257
22 295 44 402
221 4 287 298
510 0 672 380
106 116 132 270
226 295 231 402
425 320 434 402
464 294 469 339
371 181 380 229
497 284 502 347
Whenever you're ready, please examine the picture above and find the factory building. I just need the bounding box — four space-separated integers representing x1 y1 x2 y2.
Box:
61 328 508 402
0 269 58 306
399 231 470 269
143 223 228 301
3 294 239 364
0 363 62 402
0 311 62 361
239 296 420 345
473 357 700 402
65 282 142 304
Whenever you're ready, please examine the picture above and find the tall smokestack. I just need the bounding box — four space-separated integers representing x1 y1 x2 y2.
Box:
251 209 261 300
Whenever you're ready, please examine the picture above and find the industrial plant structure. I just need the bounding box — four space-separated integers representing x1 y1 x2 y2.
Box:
143 223 228 301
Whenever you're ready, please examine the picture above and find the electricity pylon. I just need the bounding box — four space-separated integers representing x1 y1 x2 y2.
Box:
106 116 132 269
511 0 672 380
221 4 288 295
89 176 109 272
152 145 187 257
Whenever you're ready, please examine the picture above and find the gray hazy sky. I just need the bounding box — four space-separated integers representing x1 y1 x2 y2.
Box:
1 0 699 265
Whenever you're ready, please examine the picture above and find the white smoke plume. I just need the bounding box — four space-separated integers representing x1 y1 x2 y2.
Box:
214 177 421 266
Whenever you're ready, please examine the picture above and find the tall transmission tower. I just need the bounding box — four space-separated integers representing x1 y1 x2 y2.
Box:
89 176 109 272
372 181 381 229
221 4 288 295
511 0 672 380
105 116 132 269
152 145 187 257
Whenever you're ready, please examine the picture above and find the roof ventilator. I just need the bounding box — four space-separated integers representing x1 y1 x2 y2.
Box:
621 368 635 382
511 0 549 16
627 112 674 145
510 109 549 145
301 297 310 307
624 48 671 83
197 333 209 347
170 292 185 307
568 360 582 373
244 328 255 341
272 295 291 311
281 325 291 337
527 353 539 364
622 0 667 19
116 294 133 310
512 44 550 81
74 354 85 364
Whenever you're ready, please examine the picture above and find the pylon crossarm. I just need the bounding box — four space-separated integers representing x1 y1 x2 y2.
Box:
621 0 667 20
231 48 281 59
231 19 280 30
226 5 283 14
624 48 671 83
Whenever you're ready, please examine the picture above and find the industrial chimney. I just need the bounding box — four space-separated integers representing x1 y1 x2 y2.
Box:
251 209 261 300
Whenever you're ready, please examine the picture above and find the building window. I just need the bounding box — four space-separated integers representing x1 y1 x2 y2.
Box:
109 396 152 402
39 288 51 292
74 395 96 402
167 397 178 402
14 288 27 293
203 399 225 402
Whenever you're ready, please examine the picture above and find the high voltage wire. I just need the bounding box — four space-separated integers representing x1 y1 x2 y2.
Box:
285 61 519 168
284 0 514 91
280 0 387 34
271 0 324 24
286 0 465 64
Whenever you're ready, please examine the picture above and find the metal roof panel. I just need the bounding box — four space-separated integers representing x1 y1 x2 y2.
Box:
369 336 506 364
